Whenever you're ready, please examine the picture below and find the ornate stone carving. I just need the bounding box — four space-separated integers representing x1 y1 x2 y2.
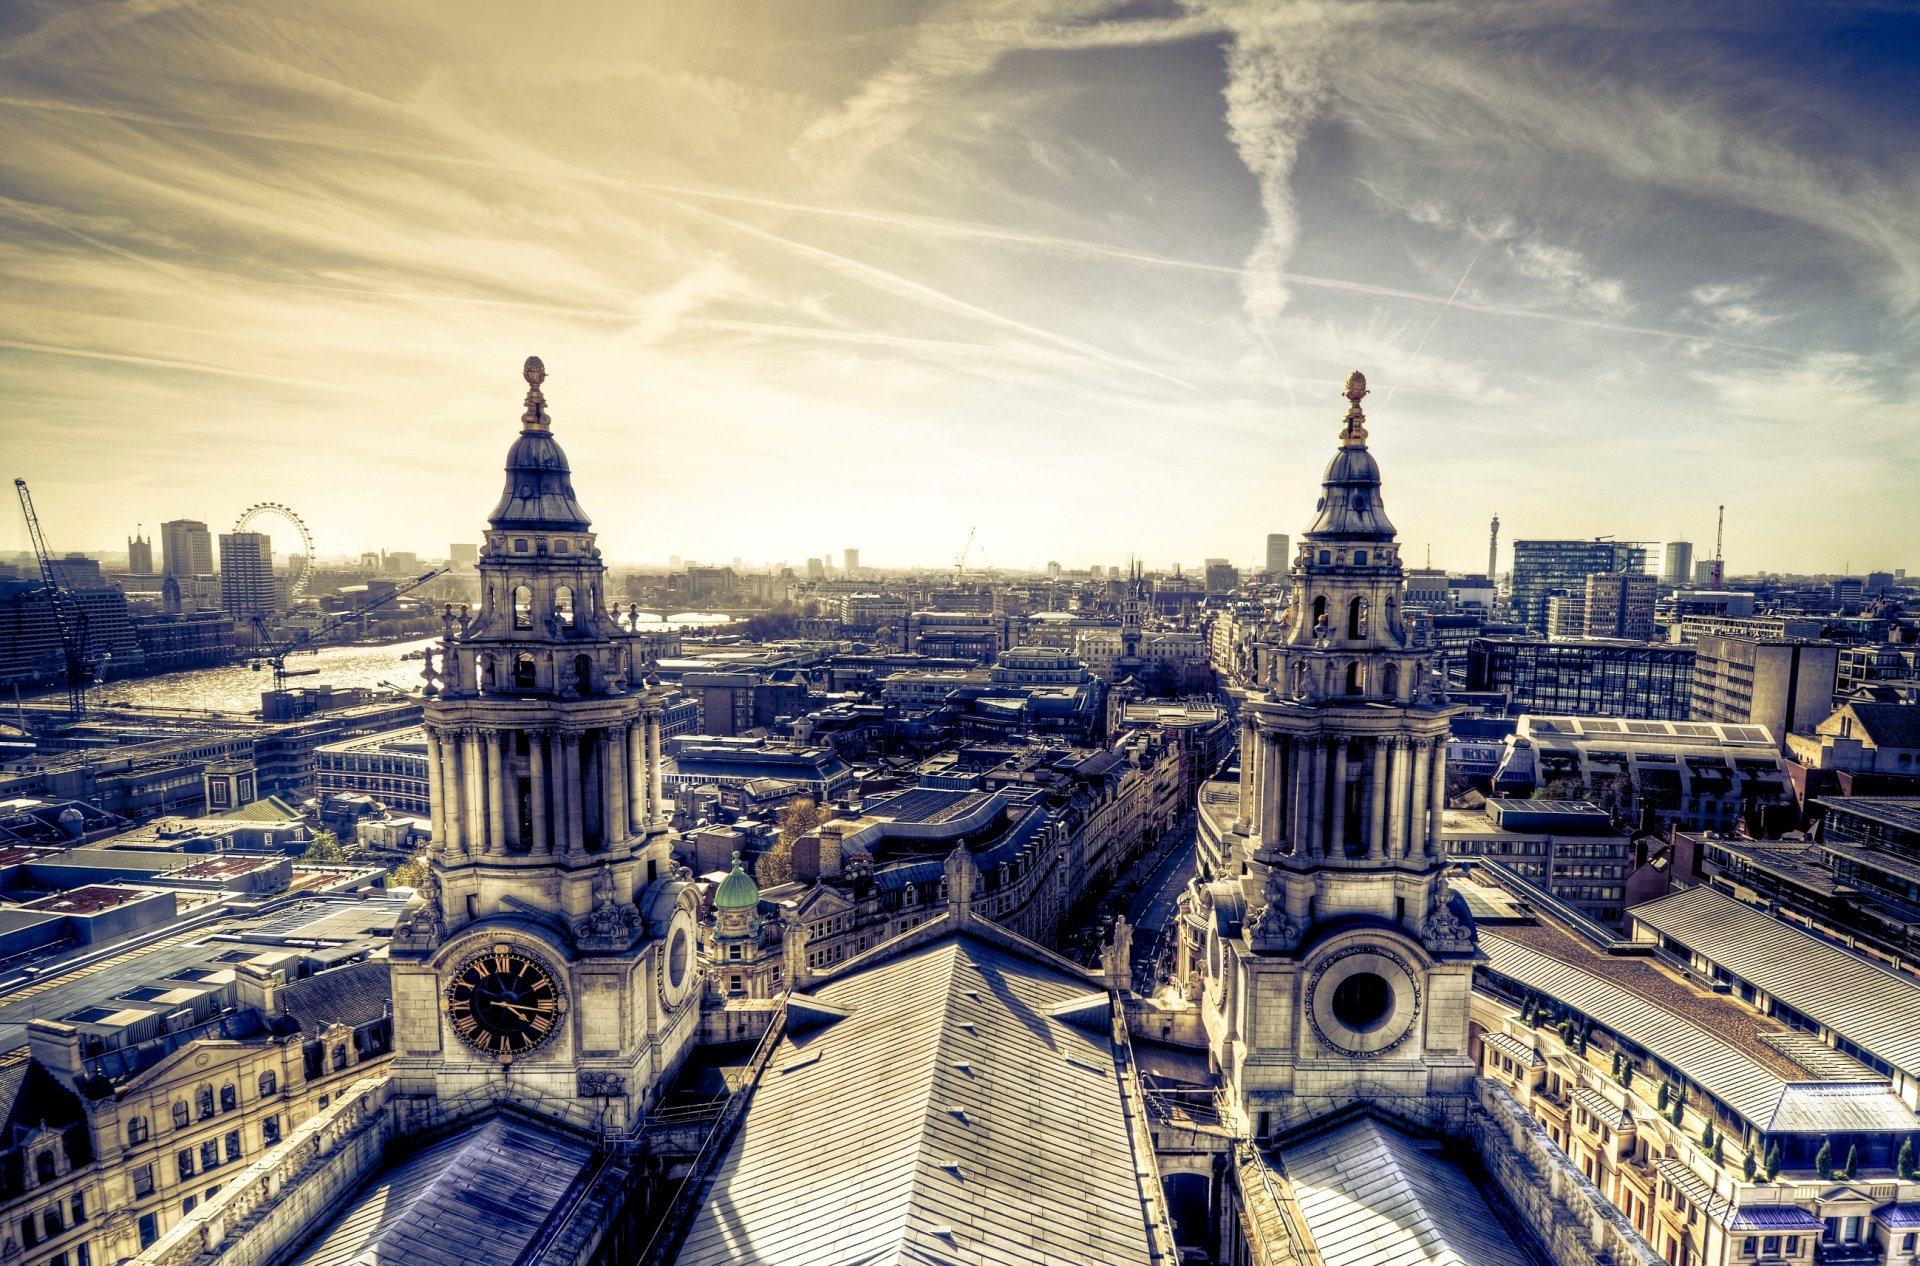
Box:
577 1071 625 1099
392 870 444 951
1250 898 1302 951
575 864 642 948
1422 894 1474 952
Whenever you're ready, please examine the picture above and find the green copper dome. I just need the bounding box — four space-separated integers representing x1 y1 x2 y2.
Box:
713 852 761 911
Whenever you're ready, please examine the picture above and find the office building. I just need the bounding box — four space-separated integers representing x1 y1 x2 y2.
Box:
1510 538 1649 632
218 531 277 620
1663 540 1693 585
448 542 477 569
1466 636 1695 720
1583 570 1657 640
47 554 103 589
159 518 214 577
127 531 153 575
1691 635 1840 741
1264 532 1289 575
842 547 859 576
1545 592 1586 639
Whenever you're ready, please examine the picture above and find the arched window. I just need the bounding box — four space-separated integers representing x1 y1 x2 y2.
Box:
36 1150 56 1183
220 1083 237 1112
1345 662 1365 695
1348 597 1366 639
554 585 575 629
1311 595 1327 632
126 1115 149 1145
332 1045 349 1071
513 584 533 630
172 1101 190 1129
259 1070 278 1097
196 1085 215 1119
574 654 593 696
1383 663 1400 699
514 653 537 690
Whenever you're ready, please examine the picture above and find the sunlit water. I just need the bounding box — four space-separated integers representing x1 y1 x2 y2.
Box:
37 614 732 717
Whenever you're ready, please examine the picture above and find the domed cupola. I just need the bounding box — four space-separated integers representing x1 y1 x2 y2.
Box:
713 852 761 913
1301 371 1396 542
488 356 592 533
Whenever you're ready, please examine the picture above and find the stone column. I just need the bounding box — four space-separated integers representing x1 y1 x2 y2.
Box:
627 723 646 836
437 730 463 854
1243 725 1265 842
1386 737 1409 859
561 733 585 857
484 732 506 856
1268 735 1290 849
647 713 666 830
605 728 628 847
1288 737 1312 855
1235 717 1256 835
1328 740 1350 857
1427 736 1447 857
1305 739 1327 856
1368 737 1390 859
1410 737 1433 862
463 730 487 856
529 731 550 855
425 726 445 847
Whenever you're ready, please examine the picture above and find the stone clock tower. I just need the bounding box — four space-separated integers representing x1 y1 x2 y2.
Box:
1189 372 1479 1138
389 357 701 1136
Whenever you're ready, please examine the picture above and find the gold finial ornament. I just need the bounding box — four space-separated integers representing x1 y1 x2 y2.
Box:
521 355 550 430
1339 369 1369 447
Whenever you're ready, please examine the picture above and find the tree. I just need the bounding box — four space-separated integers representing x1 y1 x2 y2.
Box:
1658 1082 1670 1111
1840 1144 1858 1180
1765 1142 1782 1181
1620 1064 1634 1090
1815 1138 1834 1181
758 797 827 888
304 829 346 864
1711 1136 1724 1167
1743 1147 1757 1182
391 854 429 890
1610 1051 1623 1078
1897 1136 1916 1181
1701 1120 1716 1148
1538 776 1587 801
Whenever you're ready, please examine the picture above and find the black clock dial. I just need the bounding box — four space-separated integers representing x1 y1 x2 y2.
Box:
446 949 561 1057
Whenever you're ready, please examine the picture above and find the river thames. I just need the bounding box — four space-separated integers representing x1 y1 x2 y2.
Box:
50 614 732 717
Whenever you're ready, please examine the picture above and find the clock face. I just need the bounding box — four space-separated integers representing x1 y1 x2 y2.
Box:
446 949 563 1058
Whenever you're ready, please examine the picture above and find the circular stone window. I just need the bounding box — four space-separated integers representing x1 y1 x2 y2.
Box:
1308 946 1421 1059
1330 972 1393 1032
668 928 690 989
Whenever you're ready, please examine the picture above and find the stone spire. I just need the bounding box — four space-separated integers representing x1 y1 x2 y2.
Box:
488 354 591 533
1301 370 1395 542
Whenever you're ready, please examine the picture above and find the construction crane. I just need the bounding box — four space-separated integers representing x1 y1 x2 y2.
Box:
12 478 93 717
251 568 449 690
954 526 976 582
1711 505 1726 588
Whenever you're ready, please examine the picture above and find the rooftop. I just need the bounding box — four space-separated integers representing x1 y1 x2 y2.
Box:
1628 885 1920 1075
677 934 1161 1266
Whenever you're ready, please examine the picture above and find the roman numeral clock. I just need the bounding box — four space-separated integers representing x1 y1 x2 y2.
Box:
445 946 567 1059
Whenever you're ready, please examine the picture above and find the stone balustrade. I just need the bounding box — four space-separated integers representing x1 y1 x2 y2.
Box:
1470 1078 1662 1266
129 1077 394 1266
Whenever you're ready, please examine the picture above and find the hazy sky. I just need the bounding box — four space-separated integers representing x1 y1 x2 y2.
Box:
2 1 1915 575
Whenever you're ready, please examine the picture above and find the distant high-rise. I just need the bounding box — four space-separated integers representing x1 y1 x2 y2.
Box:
1583 571 1658 640
449 542 478 569
1265 533 1290 574
806 557 825 579
843 547 860 577
127 530 153 575
218 531 276 620
1510 539 1649 633
49 554 104 589
1663 540 1694 586
160 518 214 577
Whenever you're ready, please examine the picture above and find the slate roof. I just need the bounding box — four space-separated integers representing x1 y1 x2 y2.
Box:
677 934 1161 1266
1845 703 1920 751
1482 1032 1543 1068
287 1115 595 1266
1273 1117 1541 1266
1480 930 1915 1135
1628 885 1920 1076
275 960 392 1034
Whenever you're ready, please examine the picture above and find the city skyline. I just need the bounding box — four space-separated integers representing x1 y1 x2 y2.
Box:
3 3 1916 572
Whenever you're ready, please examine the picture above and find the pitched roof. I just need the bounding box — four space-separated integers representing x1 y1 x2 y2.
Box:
677 934 1160 1266
1274 1117 1541 1266
1628 885 1920 1076
1845 703 1920 750
288 1115 596 1266
275 960 392 1034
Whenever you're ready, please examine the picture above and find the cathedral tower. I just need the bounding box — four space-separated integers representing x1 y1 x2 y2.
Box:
389 357 701 1134
1191 372 1477 1137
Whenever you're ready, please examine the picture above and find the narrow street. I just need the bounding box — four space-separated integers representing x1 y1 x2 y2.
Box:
1125 813 1199 991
